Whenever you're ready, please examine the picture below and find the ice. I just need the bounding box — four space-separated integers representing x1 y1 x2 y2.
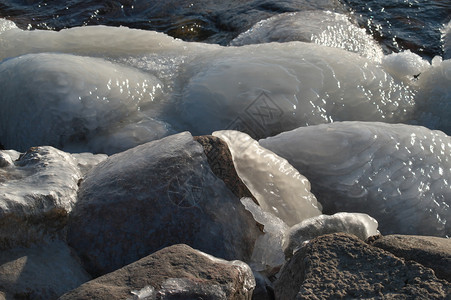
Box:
231 11 384 62
241 197 289 271
0 18 17 34
442 20 451 59
0 53 171 154
260 122 451 237
213 130 321 226
283 212 379 258
382 50 431 84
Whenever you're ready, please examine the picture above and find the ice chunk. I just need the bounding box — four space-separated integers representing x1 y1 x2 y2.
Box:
260 122 451 237
0 18 17 34
0 53 170 154
231 11 383 62
283 212 379 258
213 130 321 226
382 50 431 84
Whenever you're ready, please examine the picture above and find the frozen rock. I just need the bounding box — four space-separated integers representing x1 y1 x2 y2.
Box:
241 197 289 272
67 132 260 276
59 244 255 300
283 212 379 258
369 235 451 282
231 11 383 62
0 146 83 248
213 130 321 226
71 152 108 176
0 241 91 299
260 122 451 237
274 233 450 299
0 53 170 154
382 50 431 83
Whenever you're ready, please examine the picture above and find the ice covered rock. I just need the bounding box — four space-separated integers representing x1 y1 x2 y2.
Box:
274 233 450 300
0 146 84 248
0 18 17 34
382 50 431 83
59 244 255 300
67 132 260 276
260 122 451 237
0 241 91 299
231 11 383 62
0 53 171 154
213 130 321 226
283 212 379 258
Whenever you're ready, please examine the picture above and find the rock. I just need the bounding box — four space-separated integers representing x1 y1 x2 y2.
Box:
0 241 91 299
193 135 254 201
260 122 451 237
369 234 451 282
213 130 321 227
274 233 450 300
59 244 255 300
67 132 260 276
284 212 379 259
0 147 83 249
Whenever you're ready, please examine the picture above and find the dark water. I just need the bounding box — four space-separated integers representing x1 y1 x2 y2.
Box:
0 0 450 58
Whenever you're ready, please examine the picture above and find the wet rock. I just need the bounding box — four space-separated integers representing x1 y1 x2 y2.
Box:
274 233 450 299
369 234 451 282
59 244 255 300
0 241 91 299
0 147 83 249
67 132 260 276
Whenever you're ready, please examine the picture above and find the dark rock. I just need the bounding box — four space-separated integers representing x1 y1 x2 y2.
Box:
369 234 451 282
194 135 256 202
59 244 255 300
274 233 450 299
0 241 91 299
67 132 260 276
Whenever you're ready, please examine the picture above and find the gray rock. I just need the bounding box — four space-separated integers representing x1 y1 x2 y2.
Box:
59 244 255 300
0 241 91 300
369 234 451 282
67 132 260 276
274 233 450 299
0 147 83 249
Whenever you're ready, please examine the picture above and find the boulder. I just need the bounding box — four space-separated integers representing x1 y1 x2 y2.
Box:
0 147 83 249
274 233 450 299
67 132 260 276
59 244 255 300
369 234 451 282
0 241 91 299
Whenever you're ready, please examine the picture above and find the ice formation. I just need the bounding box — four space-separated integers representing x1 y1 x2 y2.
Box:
381 50 431 84
213 130 321 226
442 20 451 59
283 212 379 258
230 11 384 62
260 122 451 237
240 197 289 271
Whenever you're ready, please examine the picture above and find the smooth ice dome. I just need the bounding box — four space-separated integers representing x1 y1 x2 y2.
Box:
231 11 383 62
260 122 451 237
213 130 321 226
283 212 379 258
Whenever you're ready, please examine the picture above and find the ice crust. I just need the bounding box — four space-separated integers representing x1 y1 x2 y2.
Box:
231 11 384 62
283 212 379 258
213 130 321 226
260 122 451 237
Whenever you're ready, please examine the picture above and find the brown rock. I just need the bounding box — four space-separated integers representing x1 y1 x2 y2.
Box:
274 233 450 300
59 244 255 300
369 234 451 282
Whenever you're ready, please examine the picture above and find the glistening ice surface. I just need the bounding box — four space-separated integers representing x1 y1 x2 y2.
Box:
260 122 451 237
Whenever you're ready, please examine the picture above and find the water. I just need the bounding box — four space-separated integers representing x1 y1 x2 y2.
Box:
1 0 449 58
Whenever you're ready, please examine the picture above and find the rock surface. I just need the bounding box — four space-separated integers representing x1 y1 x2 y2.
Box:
67 132 260 276
0 147 83 248
274 233 450 299
0 241 91 299
369 234 451 282
59 244 255 300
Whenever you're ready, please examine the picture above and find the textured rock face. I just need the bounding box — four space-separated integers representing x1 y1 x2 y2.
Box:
260 122 451 237
369 235 451 282
274 233 450 300
59 244 255 300
67 132 260 276
0 147 83 248
0 241 91 299
284 212 379 258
